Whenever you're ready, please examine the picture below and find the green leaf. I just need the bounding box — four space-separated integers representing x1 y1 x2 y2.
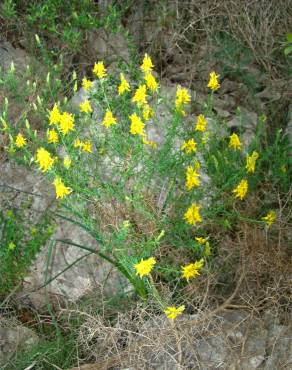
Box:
284 45 292 56
286 33 292 42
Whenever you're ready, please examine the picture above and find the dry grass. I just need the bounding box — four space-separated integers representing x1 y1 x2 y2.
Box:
134 0 291 81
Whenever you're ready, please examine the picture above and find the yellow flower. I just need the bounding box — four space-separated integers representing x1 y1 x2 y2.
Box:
129 113 145 136
141 53 154 74
195 114 207 132
36 147 55 172
102 110 117 128
49 104 61 125
184 203 202 226
53 177 72 199
164 305 185 320
229 133 241 150
47 129 59 144
81 140 92 153
118 73 130 95
208 71 220 91
74 138 82 148
181 139 197 154
233 179 248 200
63 156 71 169
59 112 75 135
142 103 154 121
93 61 107 79
175 86 191 111
15 133 26 148
134 257 156 278
79 100 92 114
246 151 259 173
186 166 200 190
144 72 158 92
181 259 204 281
262 211 276 227
82 77 93 91
132 84 147 106
195 237 207 244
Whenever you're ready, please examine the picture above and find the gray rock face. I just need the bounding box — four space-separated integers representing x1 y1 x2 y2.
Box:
86 28 130 65
20 217 127 309
0 323 39 365
0 162 127 310
0 40 31 73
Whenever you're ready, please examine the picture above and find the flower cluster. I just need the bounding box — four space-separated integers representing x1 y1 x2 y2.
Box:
8 53 273 324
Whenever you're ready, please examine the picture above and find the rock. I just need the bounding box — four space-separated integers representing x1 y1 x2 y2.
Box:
20 217 127 309
0 162 127 310
0 162 54 223
227 107 258 148
86 29 130 66
0 323 39 365
0 39 31 73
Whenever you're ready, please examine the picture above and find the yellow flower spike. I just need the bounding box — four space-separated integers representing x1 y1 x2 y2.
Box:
175 86 191 111
74 138 82 148
142 103 154 121
79 100 92 114
144 72 159 92
93 61 107 79
63 156 71 169
47 129 59 144
129 113 145 136
186 165 200 190
164 305 185 320
53 177 72 199
134 257 156 278
15 133 26 148
195 114 207 132
102 110 117 128
59 112 75 135
118 73 130 95
36 147 55 172
181 259 204 281
49 104 61 126
184 203 202 226
233 179 248 200
82 77 93 91
208 71 220 91
246 151 259 173
181 139 197 154
81 140 92 153
262 211 276 227
140 53 154 74
229 133 241 150
132 84 147 106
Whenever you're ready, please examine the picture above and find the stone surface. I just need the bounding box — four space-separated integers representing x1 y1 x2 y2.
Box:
0 39 31 73
86 28 130 66
20 217 127 309
0 161 127 310
0 323 39 365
